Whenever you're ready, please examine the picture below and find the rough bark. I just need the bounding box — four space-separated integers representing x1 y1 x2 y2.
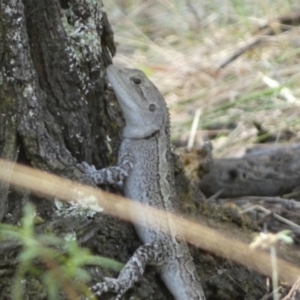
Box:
0 0 119 220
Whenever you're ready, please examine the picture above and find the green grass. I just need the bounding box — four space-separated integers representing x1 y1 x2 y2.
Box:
0 204 123 300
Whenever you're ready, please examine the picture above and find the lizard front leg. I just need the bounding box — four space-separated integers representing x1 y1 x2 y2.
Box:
89 241 169 300
79 153 134 185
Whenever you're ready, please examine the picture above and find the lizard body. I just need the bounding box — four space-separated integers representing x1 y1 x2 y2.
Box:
82 65 206 300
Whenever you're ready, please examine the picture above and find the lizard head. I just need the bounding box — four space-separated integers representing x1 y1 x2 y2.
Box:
107 65 168 139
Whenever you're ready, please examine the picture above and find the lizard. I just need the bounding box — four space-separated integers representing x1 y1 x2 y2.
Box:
80 65 206 300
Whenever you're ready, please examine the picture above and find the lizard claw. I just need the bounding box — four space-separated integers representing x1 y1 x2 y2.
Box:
89 278 127 300
77 162 100 185
77 161 97 174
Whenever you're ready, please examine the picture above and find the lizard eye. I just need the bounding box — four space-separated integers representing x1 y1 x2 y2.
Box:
149 104 156 112
131 77 142 85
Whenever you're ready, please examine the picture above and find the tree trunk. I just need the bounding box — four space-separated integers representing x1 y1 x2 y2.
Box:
0 0 119 220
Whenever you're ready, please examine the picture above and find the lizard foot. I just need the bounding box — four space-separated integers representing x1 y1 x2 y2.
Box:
78 154 134 185
89 277 129 300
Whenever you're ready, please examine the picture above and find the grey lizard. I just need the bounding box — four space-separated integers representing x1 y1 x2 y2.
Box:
80 65 206 300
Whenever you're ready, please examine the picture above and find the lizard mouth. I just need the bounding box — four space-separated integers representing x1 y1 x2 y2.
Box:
144 130 160 140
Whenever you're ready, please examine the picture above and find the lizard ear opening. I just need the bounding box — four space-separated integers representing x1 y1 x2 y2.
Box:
131 77 142 85
149 104 156 112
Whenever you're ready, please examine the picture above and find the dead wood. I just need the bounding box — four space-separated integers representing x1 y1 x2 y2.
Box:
198 143 300 199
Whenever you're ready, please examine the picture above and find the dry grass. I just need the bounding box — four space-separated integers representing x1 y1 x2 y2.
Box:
105 0 300 157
